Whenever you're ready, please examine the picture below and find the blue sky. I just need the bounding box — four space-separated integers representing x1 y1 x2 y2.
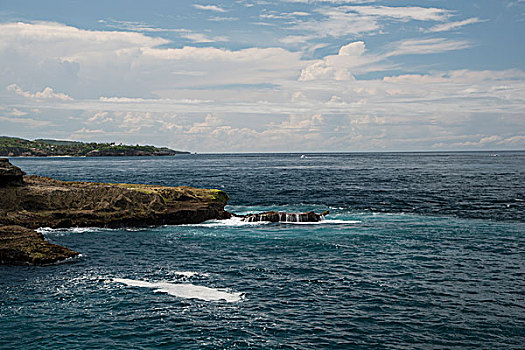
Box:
1 0 524 152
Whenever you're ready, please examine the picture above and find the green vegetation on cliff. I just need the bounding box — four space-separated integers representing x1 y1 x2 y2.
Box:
0 136 189 157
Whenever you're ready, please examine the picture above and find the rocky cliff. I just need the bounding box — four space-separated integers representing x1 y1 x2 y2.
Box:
0 159 230 265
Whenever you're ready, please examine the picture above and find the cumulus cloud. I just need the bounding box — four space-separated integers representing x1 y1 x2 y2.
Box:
1 21 524 151
88 111 112 123
7 84 73 100
298 38 470 81
0 22 303 98
299 41 368 80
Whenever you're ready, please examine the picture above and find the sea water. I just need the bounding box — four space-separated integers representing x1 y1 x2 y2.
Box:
2 153 524 349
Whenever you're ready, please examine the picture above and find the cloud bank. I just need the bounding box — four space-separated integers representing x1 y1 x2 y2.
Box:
1 18 524 152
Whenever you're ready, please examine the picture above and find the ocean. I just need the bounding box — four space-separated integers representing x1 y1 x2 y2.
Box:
2 152 524 349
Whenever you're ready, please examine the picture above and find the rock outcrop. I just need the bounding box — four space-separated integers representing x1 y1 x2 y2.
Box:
0 175 230 229
0 159 230 265
241 210 329 223
0 158 25 186
0 225 78 265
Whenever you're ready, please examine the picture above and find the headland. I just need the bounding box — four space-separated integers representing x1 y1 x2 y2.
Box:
0 158 229 265
0 136 189 157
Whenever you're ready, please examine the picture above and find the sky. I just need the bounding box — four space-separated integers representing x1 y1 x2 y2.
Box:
0 0 524 152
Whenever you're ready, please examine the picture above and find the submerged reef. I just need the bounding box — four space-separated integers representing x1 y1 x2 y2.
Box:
0 159 229 265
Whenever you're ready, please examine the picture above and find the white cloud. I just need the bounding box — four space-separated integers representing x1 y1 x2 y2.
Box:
428 18 483 32
450 135 503 147
286 5 452 41
387 38 471 56
0 21 169 50
280 35 317 44
208 16 239 22
344 5 450 21
7 84 73 100
291 8 379 37
193 4 227 12
88 111 112 123
70 128 105 137
98 19 229 42
174 29 229 43
259 11 311 20
0 22 303 98
299 41 369 80
284 0 377 3
497 135 525 144
299 38 469 81
0 115 52 127
1 22 524 151
8 108 28 116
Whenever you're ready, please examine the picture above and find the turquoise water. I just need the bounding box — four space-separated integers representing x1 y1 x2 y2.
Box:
2 153 524 348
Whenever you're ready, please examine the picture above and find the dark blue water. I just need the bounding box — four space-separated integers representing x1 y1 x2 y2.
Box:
2 153 525 349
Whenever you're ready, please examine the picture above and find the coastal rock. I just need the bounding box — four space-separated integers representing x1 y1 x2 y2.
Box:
0 159 231 264
0 175 230 229
0 158 25 186
241 210 329 223
0 225 78 265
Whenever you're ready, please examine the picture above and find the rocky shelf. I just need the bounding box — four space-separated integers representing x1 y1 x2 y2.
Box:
0 158 328 266
0 225 78 265
0 158 230 265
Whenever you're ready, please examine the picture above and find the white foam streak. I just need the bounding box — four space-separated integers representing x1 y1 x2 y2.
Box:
174 271 209 278
286 219 361 225
184 217 360 226
113 278 243 302
185 216 269 227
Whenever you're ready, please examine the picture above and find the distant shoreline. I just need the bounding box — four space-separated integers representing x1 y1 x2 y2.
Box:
5 154 191 158
0 136 189 157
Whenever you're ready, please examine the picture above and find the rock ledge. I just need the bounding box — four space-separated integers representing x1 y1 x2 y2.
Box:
0 159 230 265
0 225 78 265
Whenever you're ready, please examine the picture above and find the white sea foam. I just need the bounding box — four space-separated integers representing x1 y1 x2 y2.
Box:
183 217 360 227
286 219 360 225
37 226 105 234
184 216 270 227
113 278 243 302
174 271 209 278
37 226 146 235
